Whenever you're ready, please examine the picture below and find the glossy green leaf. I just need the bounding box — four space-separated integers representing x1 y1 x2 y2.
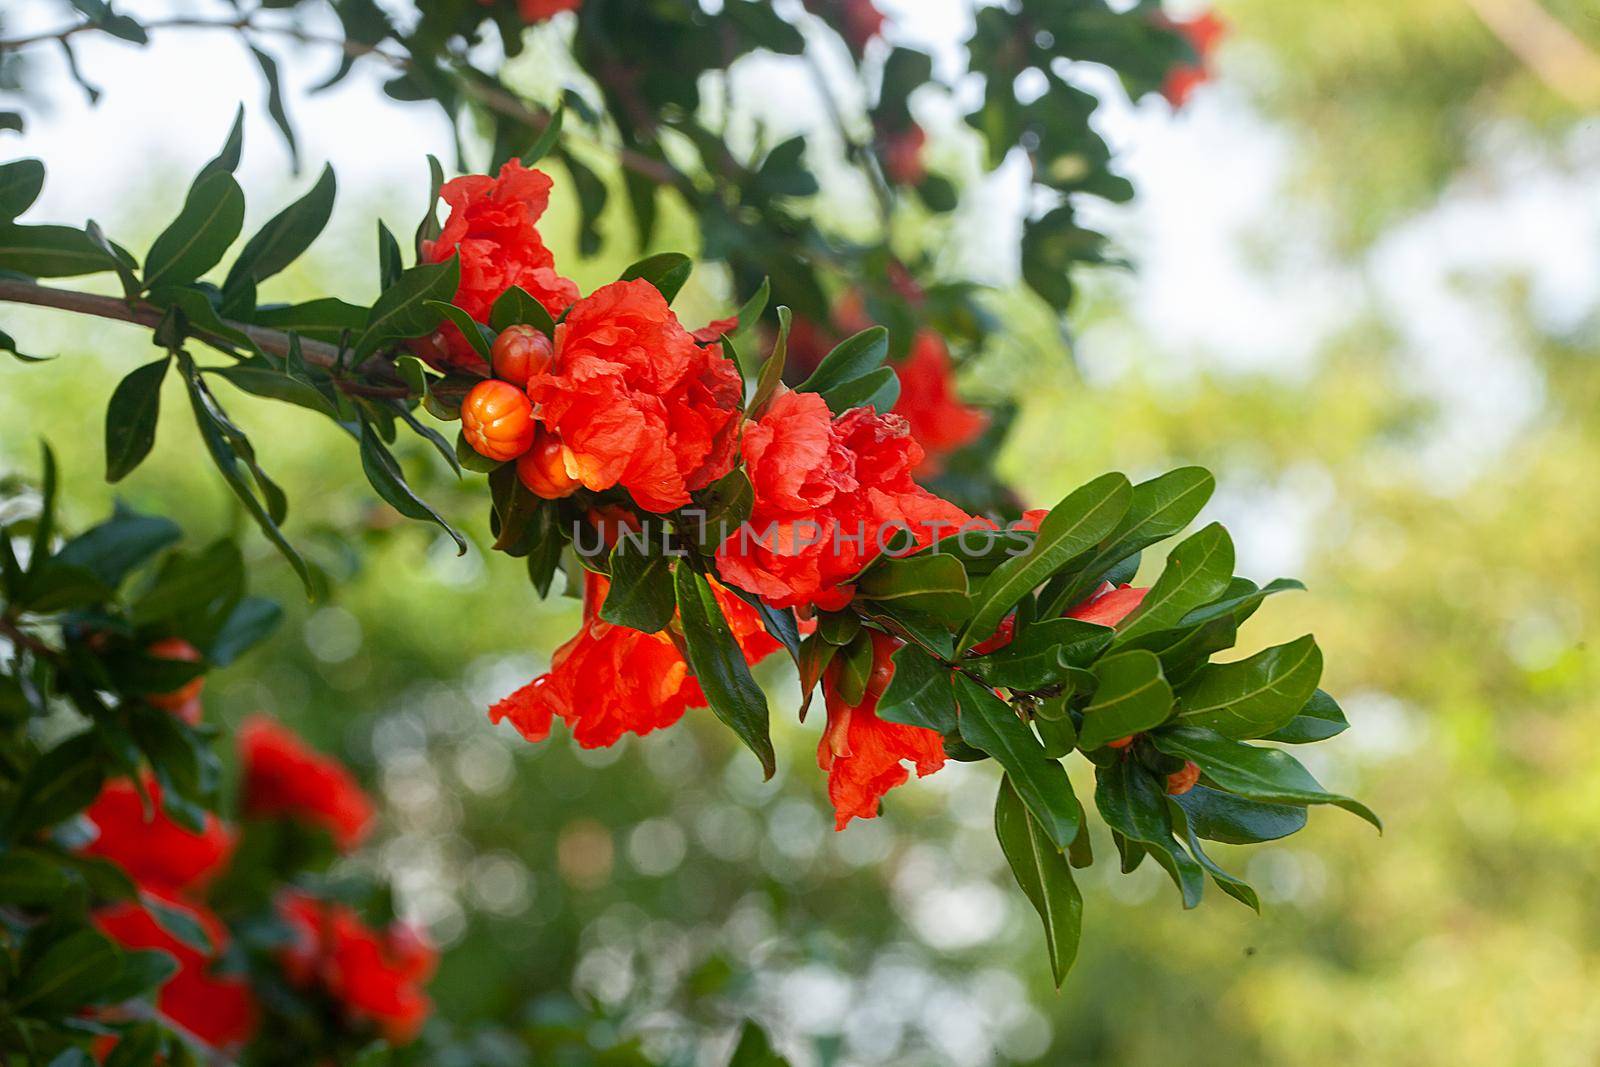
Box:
967 617 1113 690
875 643 959 733
621 251 693 303
954 675 1078 849
1114 522 1235 642
12 733 106 836
223 162 335 294
0 848 71 905
144 170 245 289
489 284 556 335
1094 756 1203 907
995 775 1083 987
0 222 125 277
959 472 1132 651
17 929 122 1012
1263 688 1350 744
748 305 789 416
675 566 775 778
856 552 969 617
424 299 494 362
1044 466 1215 615
796 325 888 396
104 357 169 482
1151 726 1381 831
358 421 467 553
0 158 45 221
1175 634 1322 738
352 254 460 360
1170 784 1308 844
1078 649 1174 749
602 535 677 634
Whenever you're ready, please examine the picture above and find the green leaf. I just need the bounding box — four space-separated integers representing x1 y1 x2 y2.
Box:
1078 649 1174 749
995 775 1083 988
875 643 958 733
1114 522 1234 642
1178 576 1306 629
796 326 888 396
819 364 900 413
953 675 1078 849
959 472 1132 651
967 617 1112 690
856 552 969 618
833 630 875 706
142 894 214 954
207 596 282 665
1176 809 1259 911
424 299 494 363
12 733 106 836
748 305 789 417
95 951 177 1008
17 929 122 1012
0 158 45 221
249 46 300 170
1043 466 1215 615
1170 784 1307 844
727 1020 790 1067
358 421 467 553
143 170 246 289
1175 634 1322 738
50 508 181 592
1 327 51 362
620 252 693 304
521 105 565 165
104 357 169 482
181 360 312 594
0 848 71 905
198 105 244 179
251 297 367 342
675 566 775 779
1150 726 1381 831
0 222 124 277
1263 689 1350 744
1094 756 1204 907
601 534 677 634
223 162 336 295
352 254 460 360
489 284 556 335
378 219 403 289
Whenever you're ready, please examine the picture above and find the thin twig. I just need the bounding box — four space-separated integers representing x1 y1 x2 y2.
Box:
0 278 344 368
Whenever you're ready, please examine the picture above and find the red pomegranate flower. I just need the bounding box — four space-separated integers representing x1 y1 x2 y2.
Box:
804 0 885 53
420 160 579 371
490 571 781 749
517 0 581 21
1159 11 1226 107
1067 583 1149 627
95 893 258 1050
715 390 973 610
880 124 927 186
81 778 235 895
818 630 946 829
892 331 988 476
277 891 436 1046
239 716 376 851
527 279 744 512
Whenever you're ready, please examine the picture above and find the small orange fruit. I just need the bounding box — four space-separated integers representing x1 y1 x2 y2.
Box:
1166 760 1201 796
517 428 581 499
491 325 554 387
462 380 536 461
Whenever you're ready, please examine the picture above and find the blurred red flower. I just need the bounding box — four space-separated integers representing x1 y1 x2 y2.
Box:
96 893 258 1050
818 630 945 829
881 123 927 186
277 891 436 1046
420 160 579 370
517 0 580 21
145 636 205 724
715 390 973 610
1159 11 1226 107
527 279 744 512
804 0 885 53
81 778 234 895
490 571 782 749
892 331 988 476
239 716 375 852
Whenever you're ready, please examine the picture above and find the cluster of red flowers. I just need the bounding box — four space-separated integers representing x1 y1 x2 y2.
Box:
1159 10 1226 107
277 891 437 1045
712 389 972 610
80 683 429 1053
430 164 746 514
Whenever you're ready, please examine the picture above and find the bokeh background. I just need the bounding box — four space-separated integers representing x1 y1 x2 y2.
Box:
3 1 1599 1063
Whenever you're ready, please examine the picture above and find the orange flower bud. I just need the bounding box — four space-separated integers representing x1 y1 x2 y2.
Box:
146 637 205 721
490 325 554 387
517 428 580 499
462 380 536 461
1107 735 1136 750
1166 760 1201 796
